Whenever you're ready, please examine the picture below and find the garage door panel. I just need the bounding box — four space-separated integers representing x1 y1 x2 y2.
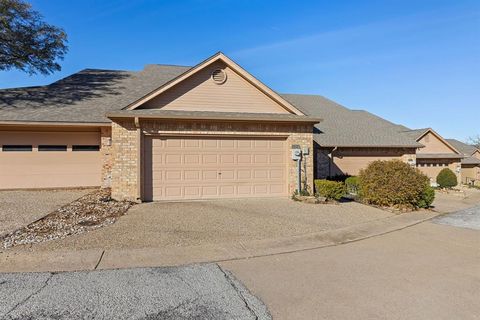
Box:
202 170 219 180
165 154 181 164
254 185 268 194
220 154 234 164
184 154 200 164
237 154 252 164
270 184 285 194
202 186 218 196
219 185 235 195
237 170 252 179
165 187 182 198
219 170 234 180
184 170 200 180
254 170 268 179
145 136 286 201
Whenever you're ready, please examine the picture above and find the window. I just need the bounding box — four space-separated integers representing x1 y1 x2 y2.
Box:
2 145 32 152
38 145 67 151
72 145 100 151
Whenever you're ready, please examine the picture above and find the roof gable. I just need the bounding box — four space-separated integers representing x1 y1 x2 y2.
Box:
126 52 304 115
415 129 461 155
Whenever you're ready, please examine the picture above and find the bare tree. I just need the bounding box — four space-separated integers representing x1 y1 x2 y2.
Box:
467 135 480 149
0 0 68 75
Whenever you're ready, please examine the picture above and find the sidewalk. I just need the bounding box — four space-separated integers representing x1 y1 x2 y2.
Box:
0 210 440 273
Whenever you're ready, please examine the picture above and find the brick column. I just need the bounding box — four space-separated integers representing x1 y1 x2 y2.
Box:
111 120 141 201
100 126 113 188
287 125 314 195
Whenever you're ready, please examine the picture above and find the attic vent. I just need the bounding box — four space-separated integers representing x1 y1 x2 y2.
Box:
211 69 227 84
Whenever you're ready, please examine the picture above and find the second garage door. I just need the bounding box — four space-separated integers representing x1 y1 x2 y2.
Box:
144 136 287 201
0 130 102 189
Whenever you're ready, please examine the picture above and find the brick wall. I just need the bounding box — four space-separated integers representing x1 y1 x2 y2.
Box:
110 118 314 201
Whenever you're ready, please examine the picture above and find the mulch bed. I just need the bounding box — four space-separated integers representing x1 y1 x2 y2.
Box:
1 188 134 249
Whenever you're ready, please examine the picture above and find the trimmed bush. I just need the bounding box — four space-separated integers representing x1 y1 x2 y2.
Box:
358 160 430 208
436 168 457 188
345 176 359 194
418 185 435 209
314 179 346 201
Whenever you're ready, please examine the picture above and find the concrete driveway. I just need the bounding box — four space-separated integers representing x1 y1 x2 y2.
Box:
0 189 91 237
13 198 393 252
0 264 270 320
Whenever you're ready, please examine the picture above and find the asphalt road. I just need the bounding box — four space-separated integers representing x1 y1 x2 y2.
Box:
432 205 480 230
221 207 480 319
0 264 271 320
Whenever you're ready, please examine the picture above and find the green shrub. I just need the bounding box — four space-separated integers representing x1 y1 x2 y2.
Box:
436 168 457 188
314 179 346 201
417 185 435 208
358 160 430 208
345 176 359 194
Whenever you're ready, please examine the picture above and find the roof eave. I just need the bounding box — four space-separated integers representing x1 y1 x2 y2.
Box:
315 143 422 148
106 112 321 124
0 120 111 127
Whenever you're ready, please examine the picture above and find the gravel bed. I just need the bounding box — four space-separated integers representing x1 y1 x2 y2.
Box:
1 189 134 249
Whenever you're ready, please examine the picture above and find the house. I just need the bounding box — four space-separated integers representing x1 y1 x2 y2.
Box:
1 52 469 201
400 128 463 184
0 53 320 201
446 139 480 185
281 95 422 178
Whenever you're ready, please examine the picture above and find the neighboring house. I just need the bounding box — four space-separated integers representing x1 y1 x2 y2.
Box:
446 139 480 184
0 53 320 201
401 128 463 184
281 95 421 178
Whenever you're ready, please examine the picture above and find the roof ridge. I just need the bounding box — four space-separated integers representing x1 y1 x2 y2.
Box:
0 85 47 91
143 63 192 68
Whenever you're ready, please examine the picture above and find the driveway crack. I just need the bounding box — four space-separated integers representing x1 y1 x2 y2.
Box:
94 250 105 270
216 264 261 320
2 273 54 318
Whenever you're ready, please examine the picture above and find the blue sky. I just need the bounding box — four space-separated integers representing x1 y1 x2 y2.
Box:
1 0 479 141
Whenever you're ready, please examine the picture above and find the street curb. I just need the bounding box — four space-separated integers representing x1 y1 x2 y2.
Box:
0 211 441 273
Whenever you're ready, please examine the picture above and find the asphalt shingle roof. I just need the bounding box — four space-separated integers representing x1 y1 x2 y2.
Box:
461 156 480 165
445 139 480 165
0 65 422 148
398 128 430 140
446 139 479 156
0 65 190 123
281 94 422 148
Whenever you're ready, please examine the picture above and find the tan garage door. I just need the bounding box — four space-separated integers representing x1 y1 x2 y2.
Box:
0 130 102 189
144 136 287 201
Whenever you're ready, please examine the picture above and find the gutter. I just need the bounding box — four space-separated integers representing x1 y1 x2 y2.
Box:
0 120 111 127
106 112 322 124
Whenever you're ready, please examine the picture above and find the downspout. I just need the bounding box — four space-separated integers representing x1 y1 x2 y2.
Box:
134 117 142 202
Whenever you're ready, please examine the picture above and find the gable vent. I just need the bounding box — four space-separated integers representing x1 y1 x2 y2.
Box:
211 69 227 84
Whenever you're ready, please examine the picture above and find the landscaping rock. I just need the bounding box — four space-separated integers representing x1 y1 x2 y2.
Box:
1 189 134 249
